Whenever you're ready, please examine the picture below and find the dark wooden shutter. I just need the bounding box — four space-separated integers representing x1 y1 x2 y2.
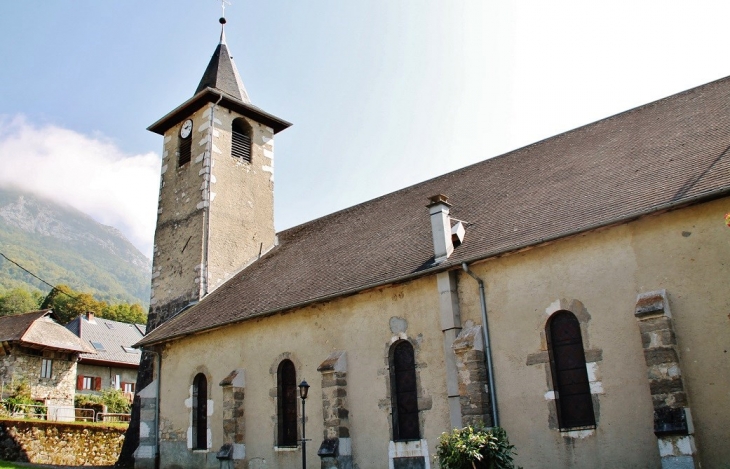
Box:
77 375 84 390
94 377 102 391
193 373 208 449
277 360 298 446
548 311 595 429
392 341 420 441
231 129 251 162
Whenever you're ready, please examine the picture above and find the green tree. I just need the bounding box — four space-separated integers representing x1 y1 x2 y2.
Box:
0 288 42 316
41 285 102 324
41 284 147 325
102 303 147 324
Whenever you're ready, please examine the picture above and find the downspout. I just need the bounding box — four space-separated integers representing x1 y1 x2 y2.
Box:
201 92 224 297
461 262 499 428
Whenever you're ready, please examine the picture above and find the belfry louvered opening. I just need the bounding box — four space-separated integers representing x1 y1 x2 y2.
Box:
178 135 192 167
232 118 252 162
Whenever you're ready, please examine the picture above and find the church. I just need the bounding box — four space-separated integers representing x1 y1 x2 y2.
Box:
132 16 730 469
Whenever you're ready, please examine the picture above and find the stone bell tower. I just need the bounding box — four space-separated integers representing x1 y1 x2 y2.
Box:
146 17 291 329
119 17 290 468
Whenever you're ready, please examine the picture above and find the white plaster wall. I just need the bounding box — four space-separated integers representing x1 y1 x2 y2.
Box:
457 197 730 468
158 275 448 469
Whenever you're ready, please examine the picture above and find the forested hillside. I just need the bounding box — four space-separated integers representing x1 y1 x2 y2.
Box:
0 186 151 308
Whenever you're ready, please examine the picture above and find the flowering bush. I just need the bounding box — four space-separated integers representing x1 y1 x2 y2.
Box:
435 425 520 469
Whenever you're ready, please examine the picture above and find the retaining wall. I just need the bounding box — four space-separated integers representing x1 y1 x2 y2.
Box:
0 419 125 466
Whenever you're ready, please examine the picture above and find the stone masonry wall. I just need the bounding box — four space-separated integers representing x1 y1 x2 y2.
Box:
0 347 77 407
452 325 492 427
0 419 125 465
635 290 699 469
317 351 352 469
220 368 246 468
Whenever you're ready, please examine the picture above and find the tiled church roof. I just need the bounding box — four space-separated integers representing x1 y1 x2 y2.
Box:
139 75 730 347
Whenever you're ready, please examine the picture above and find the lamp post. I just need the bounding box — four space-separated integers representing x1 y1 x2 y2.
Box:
299 380 310 469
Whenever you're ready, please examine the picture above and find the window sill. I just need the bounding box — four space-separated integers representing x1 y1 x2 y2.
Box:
274 446 299 452
558 424 596 432
558 427 596 439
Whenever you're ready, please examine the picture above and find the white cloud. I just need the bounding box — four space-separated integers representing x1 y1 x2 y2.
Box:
0 115 159 258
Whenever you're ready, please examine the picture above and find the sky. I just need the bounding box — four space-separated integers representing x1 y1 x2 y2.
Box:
1 1 730 259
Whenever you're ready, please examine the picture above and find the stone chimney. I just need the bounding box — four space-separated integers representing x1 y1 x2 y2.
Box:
428 194 454 263
86 311 95 322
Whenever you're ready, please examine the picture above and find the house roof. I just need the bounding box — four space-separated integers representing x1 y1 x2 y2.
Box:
138 75 730 347
0 310 93 353
66 314 146 367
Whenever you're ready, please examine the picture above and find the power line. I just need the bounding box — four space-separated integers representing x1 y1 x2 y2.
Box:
0 252 77 299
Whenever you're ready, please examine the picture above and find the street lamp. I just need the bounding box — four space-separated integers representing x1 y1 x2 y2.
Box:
299 380 310 469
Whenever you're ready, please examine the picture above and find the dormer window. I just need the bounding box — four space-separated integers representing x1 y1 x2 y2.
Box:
231 118 252 162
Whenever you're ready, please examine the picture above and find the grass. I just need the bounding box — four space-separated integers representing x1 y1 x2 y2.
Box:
0 416 128 429
0 462 32 469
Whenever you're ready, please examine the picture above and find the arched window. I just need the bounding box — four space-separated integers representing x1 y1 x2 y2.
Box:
390 340 420 441
546 311 595 430
192 373 208 449
231 118 252 162
277 359 298 446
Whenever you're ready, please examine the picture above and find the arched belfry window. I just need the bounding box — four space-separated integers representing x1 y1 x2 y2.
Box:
231 118 252 162
277 359 298 446
390 340 420 441
546 311 596 430
192 373 208 449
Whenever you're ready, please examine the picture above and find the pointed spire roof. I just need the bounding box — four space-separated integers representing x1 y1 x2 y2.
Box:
195 17 250 103
148 16 291 136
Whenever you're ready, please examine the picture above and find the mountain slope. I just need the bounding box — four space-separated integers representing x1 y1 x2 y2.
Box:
0 186 151 306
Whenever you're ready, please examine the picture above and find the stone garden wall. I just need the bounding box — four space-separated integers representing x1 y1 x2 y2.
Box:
0 419 125 466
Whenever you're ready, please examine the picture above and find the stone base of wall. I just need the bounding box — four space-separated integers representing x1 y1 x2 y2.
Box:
159 440 220 469
0 419 125 466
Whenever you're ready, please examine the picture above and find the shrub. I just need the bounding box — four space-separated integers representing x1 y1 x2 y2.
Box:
3 380 46 418
435 425 520 469
75 388 131 414
101 388 131 414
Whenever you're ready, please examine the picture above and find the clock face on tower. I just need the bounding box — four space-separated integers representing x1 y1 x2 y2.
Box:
180 119 193 139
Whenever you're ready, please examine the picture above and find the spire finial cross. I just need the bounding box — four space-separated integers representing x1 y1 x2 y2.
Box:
220 0 232 18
